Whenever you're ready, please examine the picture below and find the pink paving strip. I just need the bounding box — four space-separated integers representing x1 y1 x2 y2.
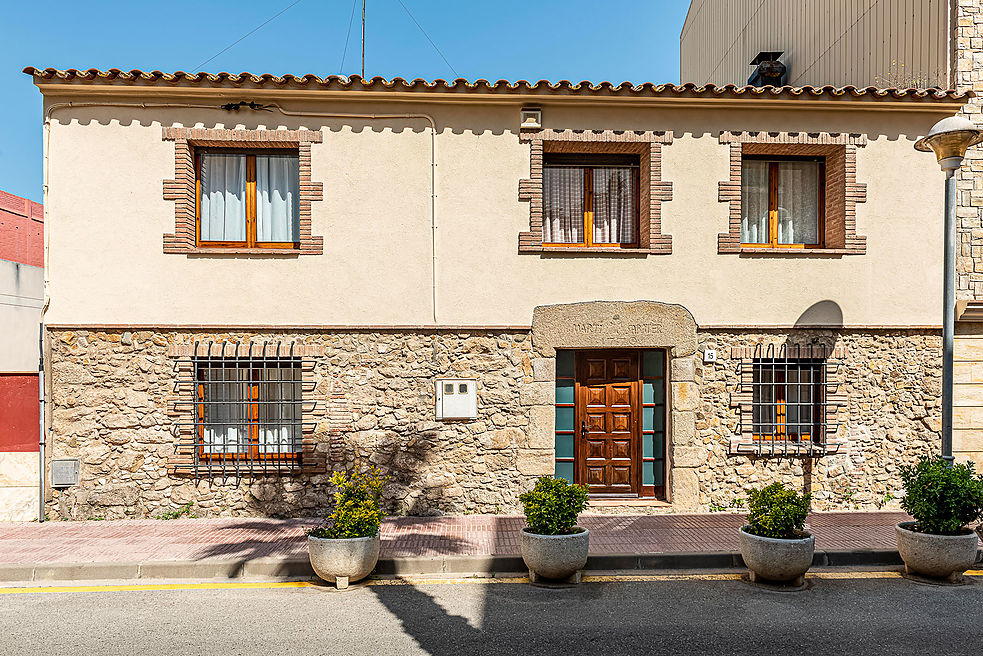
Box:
1 512 968 565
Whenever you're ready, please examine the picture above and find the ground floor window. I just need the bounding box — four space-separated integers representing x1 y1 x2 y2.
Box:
194 357 302 472
751 359 825 442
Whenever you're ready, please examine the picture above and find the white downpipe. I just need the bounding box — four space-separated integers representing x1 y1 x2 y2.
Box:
267 104 439 324
38 101 241 522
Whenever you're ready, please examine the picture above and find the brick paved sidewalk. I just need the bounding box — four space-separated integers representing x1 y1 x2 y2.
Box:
0 511 927 566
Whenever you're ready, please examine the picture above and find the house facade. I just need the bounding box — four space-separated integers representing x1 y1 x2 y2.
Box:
26 66 970 520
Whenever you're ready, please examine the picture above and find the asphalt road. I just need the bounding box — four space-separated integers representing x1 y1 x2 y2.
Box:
2 574 981 655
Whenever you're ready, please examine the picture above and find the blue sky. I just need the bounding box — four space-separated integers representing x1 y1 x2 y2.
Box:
1 0 690 203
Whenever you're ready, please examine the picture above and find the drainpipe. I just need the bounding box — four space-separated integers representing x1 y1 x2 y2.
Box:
267 104 439 323
38 101 225 522
37 323 45 522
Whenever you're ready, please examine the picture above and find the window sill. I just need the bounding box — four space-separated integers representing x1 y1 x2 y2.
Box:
730 247 855 257
186 247 302 257
728 442 841 457
521 246 669 256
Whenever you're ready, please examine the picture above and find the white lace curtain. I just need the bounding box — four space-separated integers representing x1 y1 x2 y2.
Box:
544 166 636 244
200 365 301 455
543 167 584 243
257 155 300 242
741 159 821 245
200 153 299 242
200 154 246 241
593 167 636 244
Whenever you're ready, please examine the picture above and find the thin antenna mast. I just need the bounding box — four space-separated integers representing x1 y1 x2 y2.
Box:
361 0 365 78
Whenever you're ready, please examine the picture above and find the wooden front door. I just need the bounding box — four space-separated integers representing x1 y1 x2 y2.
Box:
576 350 641 496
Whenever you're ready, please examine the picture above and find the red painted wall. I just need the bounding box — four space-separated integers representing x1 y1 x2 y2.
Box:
0 375 39 452
0 189 43 268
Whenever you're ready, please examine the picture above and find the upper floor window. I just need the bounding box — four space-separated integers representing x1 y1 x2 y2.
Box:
543 154 639 248
741 156 824 248
196 150 300 248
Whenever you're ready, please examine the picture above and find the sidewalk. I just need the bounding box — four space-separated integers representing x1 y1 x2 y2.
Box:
2 511 976 582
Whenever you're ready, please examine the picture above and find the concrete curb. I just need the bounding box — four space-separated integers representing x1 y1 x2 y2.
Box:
0 547 956 583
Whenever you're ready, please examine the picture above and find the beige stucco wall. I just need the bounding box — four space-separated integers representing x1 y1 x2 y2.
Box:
42 94 952 328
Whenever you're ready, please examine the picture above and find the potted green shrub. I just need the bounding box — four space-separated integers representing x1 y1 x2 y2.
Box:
738 483 814 586
896 456 983 581
306 469 385 590
519 476 590 584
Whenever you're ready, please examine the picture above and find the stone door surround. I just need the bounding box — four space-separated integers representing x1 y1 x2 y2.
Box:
527 301 700 509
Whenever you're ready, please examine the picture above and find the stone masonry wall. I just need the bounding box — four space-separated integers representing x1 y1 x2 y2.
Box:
696 329 941 512
47 329 546 520
47 326 942 518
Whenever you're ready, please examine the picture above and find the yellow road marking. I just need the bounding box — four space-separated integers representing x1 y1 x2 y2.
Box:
1 570 980 594
0 581 314 595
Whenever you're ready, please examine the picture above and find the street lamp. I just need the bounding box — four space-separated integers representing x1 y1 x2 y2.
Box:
915 116 983 463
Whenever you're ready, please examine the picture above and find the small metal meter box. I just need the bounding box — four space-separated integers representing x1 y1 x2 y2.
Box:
50 458 80 488
435 379 478 420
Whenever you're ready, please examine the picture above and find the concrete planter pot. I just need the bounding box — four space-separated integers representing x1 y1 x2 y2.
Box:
739 528 815 586
307 534 380 589
520 527 589 584
896 522 979 581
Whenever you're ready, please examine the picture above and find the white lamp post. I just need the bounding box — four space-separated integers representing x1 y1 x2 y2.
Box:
915 116 983 463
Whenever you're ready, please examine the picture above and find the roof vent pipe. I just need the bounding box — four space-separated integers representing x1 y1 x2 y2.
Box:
748 51 787 87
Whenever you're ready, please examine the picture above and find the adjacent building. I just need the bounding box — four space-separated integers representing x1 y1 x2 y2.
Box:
24 64 970 519
0 189 42 521
680 0 953 88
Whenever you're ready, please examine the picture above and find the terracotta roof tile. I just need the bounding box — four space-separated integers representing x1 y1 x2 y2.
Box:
23 67 971 103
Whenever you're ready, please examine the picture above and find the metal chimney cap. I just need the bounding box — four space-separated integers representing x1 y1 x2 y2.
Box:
750 51 784 65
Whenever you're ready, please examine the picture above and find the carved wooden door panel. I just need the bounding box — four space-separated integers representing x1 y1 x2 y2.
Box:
576 350 640 495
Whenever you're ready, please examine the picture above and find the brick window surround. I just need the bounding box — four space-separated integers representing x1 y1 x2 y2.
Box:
518 129 673 255
162 128 324 255
167 341 326 476
717 132 867 255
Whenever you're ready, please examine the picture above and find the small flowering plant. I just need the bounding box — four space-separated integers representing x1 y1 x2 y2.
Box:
307 469 385 539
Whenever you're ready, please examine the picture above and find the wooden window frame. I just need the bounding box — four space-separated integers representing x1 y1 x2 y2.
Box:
717 133 867 256
542 156 642 249
751 362 825 442
518 129 673 255
195 359 302 462
195 148 300 250
740 155 826 249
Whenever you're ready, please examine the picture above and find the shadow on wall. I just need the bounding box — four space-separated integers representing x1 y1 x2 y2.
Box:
793 300 844 328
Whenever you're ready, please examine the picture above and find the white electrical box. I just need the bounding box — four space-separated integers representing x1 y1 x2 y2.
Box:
435 378 478 420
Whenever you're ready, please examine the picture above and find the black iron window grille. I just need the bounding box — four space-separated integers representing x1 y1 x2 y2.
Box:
171 341 321 477
734 344 842 457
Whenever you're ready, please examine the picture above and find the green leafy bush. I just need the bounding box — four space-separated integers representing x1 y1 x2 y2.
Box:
307 469 385 539
519 476 589 535
743 483 810 539
900 456 983 535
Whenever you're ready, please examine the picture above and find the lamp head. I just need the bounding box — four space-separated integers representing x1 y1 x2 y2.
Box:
915 116 983 171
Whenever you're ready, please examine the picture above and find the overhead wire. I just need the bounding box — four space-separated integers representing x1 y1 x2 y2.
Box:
393 0 459 78
191 0 305 72
340 0 360 73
